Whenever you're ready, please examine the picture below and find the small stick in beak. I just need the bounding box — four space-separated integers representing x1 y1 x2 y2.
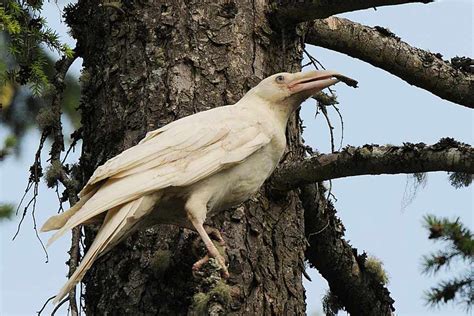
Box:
333 74 358 88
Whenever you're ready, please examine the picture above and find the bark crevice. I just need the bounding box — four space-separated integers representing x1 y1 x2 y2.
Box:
69 0 307 314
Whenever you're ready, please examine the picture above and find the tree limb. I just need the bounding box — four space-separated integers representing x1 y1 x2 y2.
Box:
50 54 77 162
301 183 395 315
272 138 473 191
271 0 433 26
49 53 81 316
305 17 474 108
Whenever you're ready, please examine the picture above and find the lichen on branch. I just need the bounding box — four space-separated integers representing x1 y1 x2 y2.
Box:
305 17 474 108
271 138 474 192
270 0 433 26
301 184 395 315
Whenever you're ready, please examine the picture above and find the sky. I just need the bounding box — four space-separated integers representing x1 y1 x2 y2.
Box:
1 1 472 315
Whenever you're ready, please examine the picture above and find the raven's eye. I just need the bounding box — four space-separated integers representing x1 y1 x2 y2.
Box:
275 75 285 83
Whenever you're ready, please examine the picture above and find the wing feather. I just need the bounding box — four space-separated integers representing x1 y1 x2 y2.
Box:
80 108 236 196
47 106 272 245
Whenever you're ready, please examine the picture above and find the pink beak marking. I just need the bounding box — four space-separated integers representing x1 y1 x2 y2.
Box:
288 70 341 94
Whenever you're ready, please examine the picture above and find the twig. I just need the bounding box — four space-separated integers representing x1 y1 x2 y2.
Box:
13 130 48 241
32 187 49 262
51 297 69 316
304 48 326 70
326 179 337 202
15 181 33 216
302 266 313 281
25 52 80 314
61 128 82 165
79 279 85 315
37 296 55 315
48 53 81 314
99 2 126 14
304 48 342 153
307 220 330 240
49 54 77 163
67 226 81 316
312 91 338 106
331 103 345 150
320 104 335 153
55 183 64 213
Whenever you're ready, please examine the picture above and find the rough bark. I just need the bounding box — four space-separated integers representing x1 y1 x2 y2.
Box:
301 184 395 315
66 1 307 314
271 0 433 26
271 138 474 191
306 17 474 108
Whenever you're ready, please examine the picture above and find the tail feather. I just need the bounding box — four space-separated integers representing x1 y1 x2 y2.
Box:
46 175 150 247
41 188 98 233
52 194 159 304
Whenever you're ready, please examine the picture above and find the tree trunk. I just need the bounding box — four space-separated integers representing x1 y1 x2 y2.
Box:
66 1 307 314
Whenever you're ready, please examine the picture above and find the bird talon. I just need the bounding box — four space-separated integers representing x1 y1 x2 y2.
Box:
192 253 229 278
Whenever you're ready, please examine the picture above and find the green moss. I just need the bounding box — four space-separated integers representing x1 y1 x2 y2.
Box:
44 160 63 188
365 256 389 285
150 249 172 276
322 290 343 316
36 107 56 130
0 203 14 221
63 177 79 192
191 280 232 315
209 280 232 304
358 147 371 157
3 135 17 148
191 292 209 316
155 48 166 68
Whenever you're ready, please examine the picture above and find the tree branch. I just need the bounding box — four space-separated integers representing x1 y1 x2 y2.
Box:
305 17 474 108
301 183 395 315
272 138 473 191
50 54 77 162
49 53 81 316
271 0 433 26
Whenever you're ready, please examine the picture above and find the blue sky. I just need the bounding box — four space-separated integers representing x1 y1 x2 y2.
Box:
1 1 472 315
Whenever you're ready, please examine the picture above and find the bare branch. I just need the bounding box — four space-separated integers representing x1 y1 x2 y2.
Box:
68 226 81 316
42 52 81 314
50 54 77 163
272 138 473 191
301 184 395 315
306 17 474 108
36 296 55 315
271 0 433 26
28 52 81 315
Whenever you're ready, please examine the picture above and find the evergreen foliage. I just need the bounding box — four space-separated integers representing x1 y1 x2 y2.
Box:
0 133 16 160
0 1 80 148
422 215 473 311
0 0 73 95
0 203 14 220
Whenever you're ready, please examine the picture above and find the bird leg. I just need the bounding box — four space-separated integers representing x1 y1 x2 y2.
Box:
190 220 229 278
204 226 226 246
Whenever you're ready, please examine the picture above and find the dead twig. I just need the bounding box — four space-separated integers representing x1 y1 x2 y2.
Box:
23 51 81 315
51 297 69 316
36 296 55 315
67 225 81 316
